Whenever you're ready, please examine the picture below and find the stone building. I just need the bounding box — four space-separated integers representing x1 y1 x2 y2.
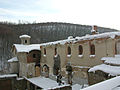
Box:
8 26 120 84
10 35 41 77
88 55 120 85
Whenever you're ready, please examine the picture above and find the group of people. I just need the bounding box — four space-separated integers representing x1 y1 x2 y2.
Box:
56 62 73 85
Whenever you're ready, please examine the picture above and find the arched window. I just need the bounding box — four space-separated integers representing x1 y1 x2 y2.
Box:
79 45 83 55
68 46 71 55
44 48 46 55
55 48 57 55
90 44 95 55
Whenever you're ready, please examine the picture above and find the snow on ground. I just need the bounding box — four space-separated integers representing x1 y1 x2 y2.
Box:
81 76 120 90
88 64 120 76
8 57 18 62
0 74 17 78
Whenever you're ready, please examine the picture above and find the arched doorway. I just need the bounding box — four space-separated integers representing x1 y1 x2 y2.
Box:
53 54 61 75
42 64 49 78
35 64 41 77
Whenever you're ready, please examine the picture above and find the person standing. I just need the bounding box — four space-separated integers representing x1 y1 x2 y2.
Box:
66 62 73 85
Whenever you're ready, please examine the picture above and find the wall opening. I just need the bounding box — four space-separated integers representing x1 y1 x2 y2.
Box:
68 46 71 55
90 44 95 55
79 45 83 55
44 48 46 55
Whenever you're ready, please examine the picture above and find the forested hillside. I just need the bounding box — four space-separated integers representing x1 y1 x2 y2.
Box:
0 22 118 74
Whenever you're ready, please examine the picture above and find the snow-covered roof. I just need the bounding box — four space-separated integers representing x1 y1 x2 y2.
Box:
13 32 120 52
0 74 17 78
40 32 120 46
24 76 69 89
101 57 120 65
81 76 120 90
88 64 120 76
14 44 40 53
19 35 31 38
101 55 120 65
8 57 18 63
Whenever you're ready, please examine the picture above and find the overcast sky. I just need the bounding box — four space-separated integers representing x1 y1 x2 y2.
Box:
0 0 120 30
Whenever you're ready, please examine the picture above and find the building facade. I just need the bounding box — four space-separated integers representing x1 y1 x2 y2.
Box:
9 28 120 81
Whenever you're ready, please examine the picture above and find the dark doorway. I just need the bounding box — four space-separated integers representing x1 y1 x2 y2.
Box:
53 54 61 75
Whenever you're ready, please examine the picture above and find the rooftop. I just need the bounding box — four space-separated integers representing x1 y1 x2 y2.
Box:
88 64 120 76
14 32 120 53
13 44 41 53
24 76 69 89
19 35 31 38
0 74 17 78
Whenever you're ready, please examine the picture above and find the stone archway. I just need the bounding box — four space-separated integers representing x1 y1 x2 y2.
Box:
53 54 61 75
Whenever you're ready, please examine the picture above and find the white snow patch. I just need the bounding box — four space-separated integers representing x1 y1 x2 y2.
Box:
40 32 120 46
91 29 96 33
43 54 46 57
0 74 17 78
54 54 58 57
68 36 73 39
81 76 120 90
67 54 71 57
17 77 24 80
74 66 90 69
101 57 120 65
72 84 82 90
19 35 31 38
8 57 18 62
14 44 40 53
90 55 95 58
88 64 120 76
78 55 83 58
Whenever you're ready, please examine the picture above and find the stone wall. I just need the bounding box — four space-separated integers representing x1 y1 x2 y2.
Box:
40 37 117 78
88 70 114 85
0 77 27 90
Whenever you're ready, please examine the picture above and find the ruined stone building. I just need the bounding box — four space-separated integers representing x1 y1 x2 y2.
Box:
8 26 120 82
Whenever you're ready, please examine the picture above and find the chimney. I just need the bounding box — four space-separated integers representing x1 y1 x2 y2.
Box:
91 25 98 35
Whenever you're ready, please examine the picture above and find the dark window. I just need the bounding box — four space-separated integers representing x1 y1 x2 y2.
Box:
25 40 27 43
68 46 71 55
33 54 36 58
90 44 95 55
44 48 46 55
79 45 83 55
55 48 57 55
